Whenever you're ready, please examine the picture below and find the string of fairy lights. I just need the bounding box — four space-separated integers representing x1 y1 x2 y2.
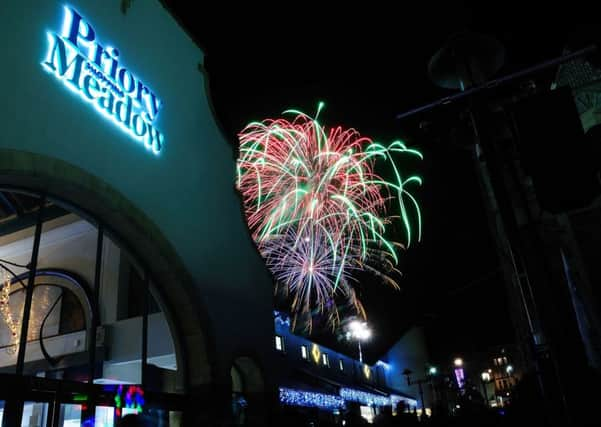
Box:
279 387 416 411
0 269 19 355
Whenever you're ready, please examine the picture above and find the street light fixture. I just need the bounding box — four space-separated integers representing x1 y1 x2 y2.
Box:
346 320 371 363
481 371 492 406
453 358 463 367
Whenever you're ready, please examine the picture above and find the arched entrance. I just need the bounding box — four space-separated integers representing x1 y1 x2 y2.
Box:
0 150 215 425
230 356 265 426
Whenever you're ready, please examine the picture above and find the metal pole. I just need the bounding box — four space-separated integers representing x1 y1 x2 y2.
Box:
418 382 426 417
88 224 103 383
396 45 597 120
84 224 103 424
16 196 45 374
481 380 489 407
141 275 149 386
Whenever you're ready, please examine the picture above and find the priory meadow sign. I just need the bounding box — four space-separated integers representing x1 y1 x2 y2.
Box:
42 5 164 155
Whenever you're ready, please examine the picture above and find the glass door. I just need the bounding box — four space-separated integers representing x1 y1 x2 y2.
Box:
20 401 49 427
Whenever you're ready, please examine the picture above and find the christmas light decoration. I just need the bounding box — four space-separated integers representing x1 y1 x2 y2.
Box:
237 105 422 330
390 394 417 410
0 270 19 355
280 386 417 411
339 387 391 407
279 387 345 410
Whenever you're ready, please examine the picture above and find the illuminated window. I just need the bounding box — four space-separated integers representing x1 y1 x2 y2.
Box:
301 345 308 360
322 353 329 367
339 359 344 371
275 335 284 352
0 189 180 391
363 364 371 379
493 359 498 366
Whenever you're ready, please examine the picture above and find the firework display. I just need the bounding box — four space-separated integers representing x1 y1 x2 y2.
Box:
237 105 422 330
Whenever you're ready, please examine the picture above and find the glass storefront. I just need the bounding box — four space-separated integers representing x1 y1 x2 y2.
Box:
0 188 186 426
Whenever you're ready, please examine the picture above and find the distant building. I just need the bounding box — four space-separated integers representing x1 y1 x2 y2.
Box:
272 311 432 423
449 344 521 408
485 345 520 407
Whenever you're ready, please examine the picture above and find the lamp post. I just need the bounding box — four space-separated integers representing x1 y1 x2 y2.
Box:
403 367 434 418
346 320 371 363
481 371 491 407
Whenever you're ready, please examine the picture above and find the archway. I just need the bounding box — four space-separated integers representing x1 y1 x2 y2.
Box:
0 149 214 390
231 356 265 426
0 150 215 426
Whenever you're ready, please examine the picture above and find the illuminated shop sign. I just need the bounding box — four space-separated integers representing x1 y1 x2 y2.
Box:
454 367 465 388
42 5 164 155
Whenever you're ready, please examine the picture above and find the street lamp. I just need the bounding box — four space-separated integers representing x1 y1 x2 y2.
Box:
403 367 434 418
346 320 371 363
481 371 491 407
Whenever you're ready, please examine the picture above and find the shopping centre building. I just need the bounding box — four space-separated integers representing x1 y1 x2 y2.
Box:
0 1 427 425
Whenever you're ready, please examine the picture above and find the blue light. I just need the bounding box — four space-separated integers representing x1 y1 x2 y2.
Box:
376 360 390 370
279 387 418 411
279 388 345 410
390 394 418 409
274 310 291 328
339 387 390 407
42 5 164 155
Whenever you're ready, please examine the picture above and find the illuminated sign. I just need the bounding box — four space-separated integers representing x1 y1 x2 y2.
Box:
42 5 164 155
454 367 465 389
311 344 321 364
114 385 144 418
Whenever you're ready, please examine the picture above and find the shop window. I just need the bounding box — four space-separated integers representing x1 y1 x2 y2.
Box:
118 258 160 320
275 335 284 352
0 189 179 392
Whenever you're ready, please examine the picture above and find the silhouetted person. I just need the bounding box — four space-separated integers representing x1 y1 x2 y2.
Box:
373 407 393 426
117 414 143 427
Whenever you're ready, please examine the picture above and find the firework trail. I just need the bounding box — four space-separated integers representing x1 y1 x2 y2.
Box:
237 104 422 330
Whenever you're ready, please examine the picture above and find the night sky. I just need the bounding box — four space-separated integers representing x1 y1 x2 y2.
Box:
163 1 597 364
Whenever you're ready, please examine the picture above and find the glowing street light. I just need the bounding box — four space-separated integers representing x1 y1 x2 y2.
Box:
453 358 463 367
480 371 492 407
346 320 371 362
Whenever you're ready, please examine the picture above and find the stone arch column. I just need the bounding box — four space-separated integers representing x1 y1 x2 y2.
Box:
0 148 214 393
